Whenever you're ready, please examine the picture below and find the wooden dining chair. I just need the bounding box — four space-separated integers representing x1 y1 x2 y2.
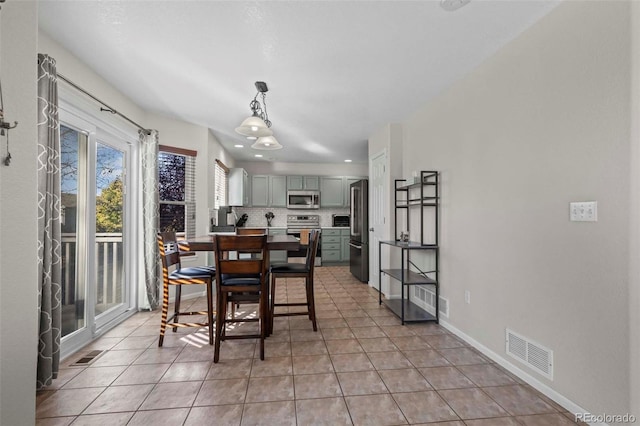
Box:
269 229 320 332
213 234 269 362
157 231 216 347
236 228 267 235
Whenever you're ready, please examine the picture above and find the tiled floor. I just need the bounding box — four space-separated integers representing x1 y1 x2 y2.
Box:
36 266 581 425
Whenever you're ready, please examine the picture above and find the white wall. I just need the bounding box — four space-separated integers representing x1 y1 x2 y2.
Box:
400 0 631 416
0 2 39 425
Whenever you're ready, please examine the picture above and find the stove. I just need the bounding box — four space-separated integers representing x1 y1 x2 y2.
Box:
286 214 320 232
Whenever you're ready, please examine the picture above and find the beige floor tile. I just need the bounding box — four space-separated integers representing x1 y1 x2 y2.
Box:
483 385 557 416
326 339 364 355
291 340 327 356
457 364 517 387
207 358 253 380
160 361 211 382
350 326 387 339
67 412 133 426
345 317 378 328
292 354 334 375
90 349 145 367
173 344 216 362
245 375 294 402
38 367 84 390
290 328 324 342
139 381 202 410
250 356 293 377
331 353 374 373
296 397 352 425
422 334 466 349
339 309 368 318
393 391 460 423
318 318 349 329
406 323 449 336
390 336 431 351
371 316 403 326
322 327 356 340
110 335 156 350
358 337 397 353
132 346 182 364
80 337 124 352
438 388 508 419
367 351 413 370
194 378 248 406
380 325 416 337
61 366 127 389
36 417 76 426
127 408 190 425
83 384 153 414
410 422 465 426
256 340 292 358
464 417 523 426
241 400 296 426
337 370 388 396
403 349 451 368
294 373 343 399
419 366 476 390
438 348 489 366
378 368 432 393
111 363 170 386
36 387 105 418
184 404 244 426
344 394 407 425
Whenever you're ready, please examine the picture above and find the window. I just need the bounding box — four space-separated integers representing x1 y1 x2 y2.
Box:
214 159 229 210
158 146 196 238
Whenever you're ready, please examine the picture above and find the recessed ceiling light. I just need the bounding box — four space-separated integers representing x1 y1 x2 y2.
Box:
234 144 244 148
247 136 258 140
254 154 263 158
344 159 352 163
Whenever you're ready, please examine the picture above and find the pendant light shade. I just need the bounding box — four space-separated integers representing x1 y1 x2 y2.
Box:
235 114 273 138
252 135 283 150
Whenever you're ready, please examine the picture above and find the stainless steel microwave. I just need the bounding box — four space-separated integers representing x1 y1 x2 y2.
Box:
287 190 320 209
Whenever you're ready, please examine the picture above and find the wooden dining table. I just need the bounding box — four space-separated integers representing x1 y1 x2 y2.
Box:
179 233 302 336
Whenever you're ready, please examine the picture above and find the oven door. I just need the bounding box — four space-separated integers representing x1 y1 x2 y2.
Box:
286 230 322 266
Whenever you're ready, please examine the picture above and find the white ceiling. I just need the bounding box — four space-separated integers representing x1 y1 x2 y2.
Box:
38 0 559 164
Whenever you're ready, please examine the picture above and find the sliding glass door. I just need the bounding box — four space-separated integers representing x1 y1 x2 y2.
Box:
60 113 133 356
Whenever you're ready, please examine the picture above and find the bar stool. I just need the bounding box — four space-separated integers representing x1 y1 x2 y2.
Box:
213 234 269 362
269 229 320 332
157 231 216 346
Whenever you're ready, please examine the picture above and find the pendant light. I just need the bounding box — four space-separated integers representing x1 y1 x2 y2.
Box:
235 81 274 138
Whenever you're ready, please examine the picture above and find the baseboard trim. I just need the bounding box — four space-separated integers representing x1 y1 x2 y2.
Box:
439 319 606 426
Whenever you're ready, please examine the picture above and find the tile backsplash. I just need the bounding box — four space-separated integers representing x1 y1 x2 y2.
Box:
233 207 349 228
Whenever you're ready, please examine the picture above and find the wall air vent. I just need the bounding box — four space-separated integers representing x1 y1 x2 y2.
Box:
506 329 553 380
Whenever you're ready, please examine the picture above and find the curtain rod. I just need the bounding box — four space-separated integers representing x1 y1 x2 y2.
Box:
57 73 152 135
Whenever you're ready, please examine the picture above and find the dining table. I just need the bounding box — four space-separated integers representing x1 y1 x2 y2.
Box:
179 233 303 336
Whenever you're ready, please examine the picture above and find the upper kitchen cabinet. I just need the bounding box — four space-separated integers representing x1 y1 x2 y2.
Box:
251 175 287 207
287 175 320 191
228 168 249 206
320 176 345 207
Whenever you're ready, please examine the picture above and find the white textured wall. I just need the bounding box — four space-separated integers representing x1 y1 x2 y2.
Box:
401 1 630 415
0 2 39 425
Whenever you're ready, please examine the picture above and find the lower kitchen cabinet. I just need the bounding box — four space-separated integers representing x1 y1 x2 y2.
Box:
268 228 288 263
341 229 350 261
322 228 350 263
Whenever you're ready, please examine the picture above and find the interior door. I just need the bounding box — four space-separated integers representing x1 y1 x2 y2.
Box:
369 150 388 290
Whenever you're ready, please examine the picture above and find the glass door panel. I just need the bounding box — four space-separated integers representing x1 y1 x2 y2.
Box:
60 125 87 338
95 142 126 317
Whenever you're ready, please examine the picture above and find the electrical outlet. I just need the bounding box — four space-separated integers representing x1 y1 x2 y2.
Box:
570 201 597 222
465 290 471 304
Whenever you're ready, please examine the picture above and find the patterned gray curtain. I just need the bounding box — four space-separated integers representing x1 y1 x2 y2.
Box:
36 54 62 389
139 129 160 310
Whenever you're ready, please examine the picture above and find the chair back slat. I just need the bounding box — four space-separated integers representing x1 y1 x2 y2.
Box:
214 235 268 276
158 231 181 270
306 230 320 271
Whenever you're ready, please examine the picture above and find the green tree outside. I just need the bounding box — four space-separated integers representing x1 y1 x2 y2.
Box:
96 177 123 232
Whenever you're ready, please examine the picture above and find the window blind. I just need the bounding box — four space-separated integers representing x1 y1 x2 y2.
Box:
214 160 228 210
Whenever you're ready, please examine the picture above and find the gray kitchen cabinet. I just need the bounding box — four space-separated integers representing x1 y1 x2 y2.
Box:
228 168 249 206
287 175 319 191
322 228 348 263
320 177 345 207
270 175 287 207
251 175 269 207
341 229 351 261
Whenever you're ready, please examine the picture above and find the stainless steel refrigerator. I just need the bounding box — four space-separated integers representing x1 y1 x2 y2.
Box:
349 179 369 282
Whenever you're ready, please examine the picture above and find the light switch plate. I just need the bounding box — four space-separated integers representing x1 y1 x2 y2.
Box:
570 201 597 222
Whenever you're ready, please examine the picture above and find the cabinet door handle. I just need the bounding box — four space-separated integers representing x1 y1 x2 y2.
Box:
349 243 362 249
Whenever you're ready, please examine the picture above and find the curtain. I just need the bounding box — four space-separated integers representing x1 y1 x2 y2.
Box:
36 54 62 389
138 129 160 310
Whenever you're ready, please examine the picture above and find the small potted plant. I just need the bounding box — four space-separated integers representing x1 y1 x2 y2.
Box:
265 211 275 227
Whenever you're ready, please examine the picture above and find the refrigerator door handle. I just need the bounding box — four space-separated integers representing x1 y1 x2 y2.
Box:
349 242 362 249
350 186 356 235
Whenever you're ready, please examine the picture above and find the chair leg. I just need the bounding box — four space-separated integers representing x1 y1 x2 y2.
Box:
173 285 182 332
159 282 170 347
214 290 226 363
307 274 317 332
259 287 267 360
206 280 214 345
269 274 277 333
